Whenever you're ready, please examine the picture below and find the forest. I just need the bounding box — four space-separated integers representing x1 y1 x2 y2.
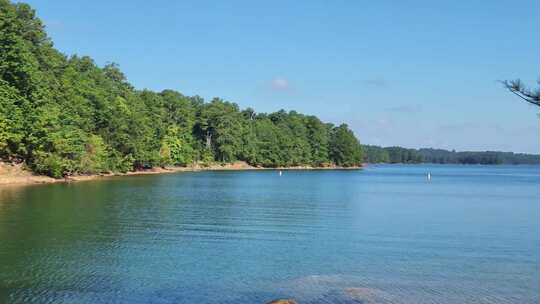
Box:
0 0 363 178
2 0 539 180
363 145 540 165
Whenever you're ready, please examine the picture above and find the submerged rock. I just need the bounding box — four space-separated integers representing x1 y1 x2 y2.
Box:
266 299 298 304
343 287 393 303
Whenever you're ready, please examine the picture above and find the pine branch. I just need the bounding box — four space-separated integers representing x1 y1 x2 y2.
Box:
502 79 540 107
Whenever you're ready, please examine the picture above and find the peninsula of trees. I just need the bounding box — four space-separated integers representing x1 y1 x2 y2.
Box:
0 0 363 178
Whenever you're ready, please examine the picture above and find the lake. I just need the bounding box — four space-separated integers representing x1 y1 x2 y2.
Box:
1 165 539 304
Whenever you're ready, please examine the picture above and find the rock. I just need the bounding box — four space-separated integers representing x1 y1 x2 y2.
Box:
266 299 298 304
344 287 393 304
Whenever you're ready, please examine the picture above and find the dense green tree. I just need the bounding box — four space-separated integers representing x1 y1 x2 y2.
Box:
0 80 24 159
329 124 363 167
362 145 390 163
384 146 422 163
305 116 330 165
0 0 365 177
363 146 540 165
195 99 244 162
252 117 282 167
0 1 41 97
160 125 193 166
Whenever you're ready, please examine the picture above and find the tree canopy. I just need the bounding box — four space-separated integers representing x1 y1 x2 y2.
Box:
0 0 363 177
363 145 540 165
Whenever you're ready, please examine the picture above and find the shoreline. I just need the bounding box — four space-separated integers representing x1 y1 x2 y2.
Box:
0 162 361 187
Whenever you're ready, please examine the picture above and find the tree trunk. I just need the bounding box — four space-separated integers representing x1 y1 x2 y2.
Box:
205 131 212 149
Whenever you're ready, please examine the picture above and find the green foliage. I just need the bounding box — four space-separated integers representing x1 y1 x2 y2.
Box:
329 124 363 167
362 145 422 164
79 135 108 174
362 145 390 163
0 0 364 177
0 79 24 158
385 146 423 163
363 146 540 165
306 116 330 166
160 126 193 166
195 98 244 162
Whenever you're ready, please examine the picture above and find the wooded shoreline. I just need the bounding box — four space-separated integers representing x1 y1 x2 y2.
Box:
0 161 361 187
0 1 364 180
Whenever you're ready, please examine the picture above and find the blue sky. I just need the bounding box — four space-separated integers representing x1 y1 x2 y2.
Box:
22 0 540 153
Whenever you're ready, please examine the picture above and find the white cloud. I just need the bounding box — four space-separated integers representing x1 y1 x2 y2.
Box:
271 78 290 91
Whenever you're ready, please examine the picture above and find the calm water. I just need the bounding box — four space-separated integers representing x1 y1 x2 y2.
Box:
1 165 539 304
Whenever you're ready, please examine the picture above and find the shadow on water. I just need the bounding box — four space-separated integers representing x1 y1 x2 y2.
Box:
0 181 131 304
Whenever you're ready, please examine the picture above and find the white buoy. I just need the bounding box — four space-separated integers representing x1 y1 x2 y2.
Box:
279 170 283 176
427 172 431 181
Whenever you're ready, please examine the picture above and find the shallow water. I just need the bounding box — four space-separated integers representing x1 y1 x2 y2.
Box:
1 165 539 303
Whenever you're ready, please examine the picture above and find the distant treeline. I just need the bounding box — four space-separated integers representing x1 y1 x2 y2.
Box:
363 146 540 165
